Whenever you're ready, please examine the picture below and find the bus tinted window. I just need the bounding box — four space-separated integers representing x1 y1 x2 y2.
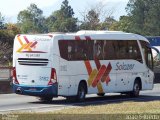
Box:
128 41 142 62
94 40 104 60
59 40 68 60
59 40 93 60
117 41 128 59
103 41 116 60
59 40 142 61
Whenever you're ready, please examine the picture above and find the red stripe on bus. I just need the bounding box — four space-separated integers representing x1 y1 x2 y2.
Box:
84 60 92 75
48 35 53 38
105 76 110 84
85 36 91 40
75 36 81 40
94 57 101 70
30 41 38 48
23 36 29 43
92 65 107 87
101 62 112 82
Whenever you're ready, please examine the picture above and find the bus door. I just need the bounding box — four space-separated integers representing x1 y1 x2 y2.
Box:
141 41 154 88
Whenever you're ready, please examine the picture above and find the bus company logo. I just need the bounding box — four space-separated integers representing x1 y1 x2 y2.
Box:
74 35 112 93
84 57 112 93
16 35 46 53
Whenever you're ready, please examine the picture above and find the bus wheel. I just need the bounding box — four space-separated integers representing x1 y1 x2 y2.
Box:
130 80 140 97
77 82 86 102
39 96 53 102
97 93 105 96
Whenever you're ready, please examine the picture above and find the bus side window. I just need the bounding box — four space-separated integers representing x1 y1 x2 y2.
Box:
74 41 88 60
128 41 142 62
94 40 104 60
117 41 128 59
68 41 75 60
59 40 68 60
103 41 116 60
86 41 94 60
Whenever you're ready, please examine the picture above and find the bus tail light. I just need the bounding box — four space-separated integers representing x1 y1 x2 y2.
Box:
48 68 57 85
12 67 19 84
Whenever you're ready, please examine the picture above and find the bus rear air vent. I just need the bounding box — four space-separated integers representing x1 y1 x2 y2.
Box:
18 58 49 66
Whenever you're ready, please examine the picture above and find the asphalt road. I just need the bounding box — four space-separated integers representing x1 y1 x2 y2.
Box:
0 84 160 113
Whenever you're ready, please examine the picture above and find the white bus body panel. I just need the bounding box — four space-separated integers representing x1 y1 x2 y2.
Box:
13 35 53 86
57 33 154 96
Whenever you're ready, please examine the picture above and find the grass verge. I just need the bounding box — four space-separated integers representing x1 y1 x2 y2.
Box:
3 100 160 120
52 100 160 114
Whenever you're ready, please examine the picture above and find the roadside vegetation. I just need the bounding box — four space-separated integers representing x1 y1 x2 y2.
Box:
10 100 160 120
52 101 160 114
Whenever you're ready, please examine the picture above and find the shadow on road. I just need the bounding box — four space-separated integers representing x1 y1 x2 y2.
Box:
30 94 160 107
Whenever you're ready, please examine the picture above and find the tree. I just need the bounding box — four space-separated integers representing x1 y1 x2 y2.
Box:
126 0 160 35
45 15 56 32
46 0 78 32
110 16 133 32
103 16 117 30
6 23 21 35
0 12 5 29
0 23 19 66
0 29 15 66
17 4 46 33
0 41 12 66
79 2 116 30
80 9 100 30
61 0 74 18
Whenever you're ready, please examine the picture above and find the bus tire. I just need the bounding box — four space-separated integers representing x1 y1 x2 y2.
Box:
130 80 140 97
97 93 105 96
76 82 86 102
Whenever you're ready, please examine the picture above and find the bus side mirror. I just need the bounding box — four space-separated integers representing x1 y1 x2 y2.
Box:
150 46 160 61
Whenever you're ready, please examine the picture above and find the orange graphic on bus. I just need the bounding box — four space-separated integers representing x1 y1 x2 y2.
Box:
84 58 112 93
16 35 38 53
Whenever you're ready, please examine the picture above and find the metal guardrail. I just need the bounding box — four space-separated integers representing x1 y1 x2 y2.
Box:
0 67 12 93
0 67 12 81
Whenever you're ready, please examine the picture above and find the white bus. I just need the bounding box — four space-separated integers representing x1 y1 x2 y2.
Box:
12 31 155 101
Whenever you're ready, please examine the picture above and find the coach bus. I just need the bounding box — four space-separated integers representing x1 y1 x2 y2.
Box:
12 31 155 101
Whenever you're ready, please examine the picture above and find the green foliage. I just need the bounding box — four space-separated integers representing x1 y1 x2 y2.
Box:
0 30 15 65
103 17 117 30
0 12 5 29
17 4 47 33
45 15 56 32
6 23 21 36
125 0 160 35
46 0 78 32
110 16 133 32
80 8 117 31
0 16 19 66
61 0 74 18
80 9 100 30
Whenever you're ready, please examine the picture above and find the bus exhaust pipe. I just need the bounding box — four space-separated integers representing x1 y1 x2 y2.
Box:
16 88 22 94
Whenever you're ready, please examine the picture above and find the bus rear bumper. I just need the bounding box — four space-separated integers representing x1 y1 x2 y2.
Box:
13 83 58 97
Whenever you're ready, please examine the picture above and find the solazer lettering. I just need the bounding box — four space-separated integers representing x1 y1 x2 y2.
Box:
116 62 135 71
